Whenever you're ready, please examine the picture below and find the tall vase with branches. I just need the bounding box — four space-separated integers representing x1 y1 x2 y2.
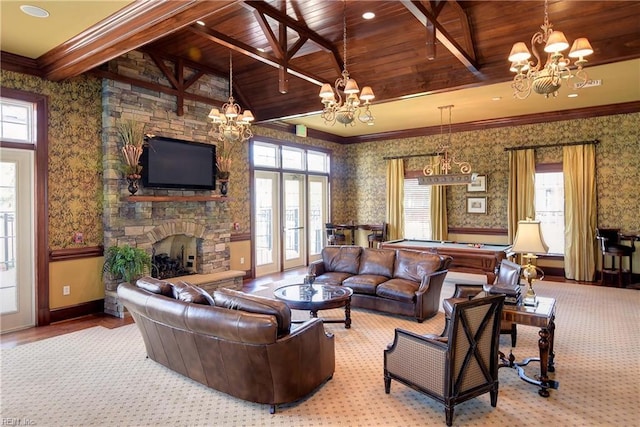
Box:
216 138 238 182
116 119 147 195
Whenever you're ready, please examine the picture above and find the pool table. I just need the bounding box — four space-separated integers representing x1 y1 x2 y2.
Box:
381 239 513 283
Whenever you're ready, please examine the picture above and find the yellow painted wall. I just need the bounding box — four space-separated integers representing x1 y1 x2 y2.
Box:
229 240 251 274
49 257 105 309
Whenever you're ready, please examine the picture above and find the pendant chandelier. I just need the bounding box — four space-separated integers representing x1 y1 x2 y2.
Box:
508 0 593 99
319 1 375 127
419 105 477 186
208 52 254 143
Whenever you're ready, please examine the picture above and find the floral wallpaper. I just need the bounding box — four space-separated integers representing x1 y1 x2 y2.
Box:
1 70 104 249
338 112 640 233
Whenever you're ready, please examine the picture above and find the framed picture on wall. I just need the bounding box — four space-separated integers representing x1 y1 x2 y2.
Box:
467 197 487 214
467 175 486 192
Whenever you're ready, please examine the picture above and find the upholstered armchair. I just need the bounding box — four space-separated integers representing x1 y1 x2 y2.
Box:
442 259 522 346
384 294 505 426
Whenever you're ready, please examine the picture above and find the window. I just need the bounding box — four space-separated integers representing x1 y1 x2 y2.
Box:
0 98 35 143
535 168 564 254
282 146 304 170
307 150 329 173
404 178 431 239
253 142 278 168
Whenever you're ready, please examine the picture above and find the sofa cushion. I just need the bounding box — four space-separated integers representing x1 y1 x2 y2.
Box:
171 280 214 305
136 276 173 297
393 249 443 283
213 288 292 338
314 271 354 286
376 278 419 303
322 246 362 275
343 274 388 295
358 248 395 277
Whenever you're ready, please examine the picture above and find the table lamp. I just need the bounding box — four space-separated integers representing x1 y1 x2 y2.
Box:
511 218 549 306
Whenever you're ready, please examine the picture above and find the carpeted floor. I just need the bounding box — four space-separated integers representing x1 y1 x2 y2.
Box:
1 274 638 426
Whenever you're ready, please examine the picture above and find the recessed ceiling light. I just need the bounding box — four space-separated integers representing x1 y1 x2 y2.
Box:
568 93 579 98
492 96 502 101
362 12 375 20
20 4 49 18
196 20 205 26
257 47 266 53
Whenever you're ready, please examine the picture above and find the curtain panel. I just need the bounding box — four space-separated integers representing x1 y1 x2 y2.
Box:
386 159 404 240
563 144 597 281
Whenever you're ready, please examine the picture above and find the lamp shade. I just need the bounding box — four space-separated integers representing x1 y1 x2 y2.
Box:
508 42 531 62
511 219 549 255
568 37 593 58
544 31 569 53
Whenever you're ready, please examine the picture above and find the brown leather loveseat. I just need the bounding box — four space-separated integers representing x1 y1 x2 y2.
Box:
308 246 452 322
117 277 335 413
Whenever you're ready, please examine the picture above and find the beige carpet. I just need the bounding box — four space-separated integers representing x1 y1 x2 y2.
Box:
1 274 638 426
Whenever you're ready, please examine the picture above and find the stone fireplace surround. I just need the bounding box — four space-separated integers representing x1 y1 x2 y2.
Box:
101 51 244 317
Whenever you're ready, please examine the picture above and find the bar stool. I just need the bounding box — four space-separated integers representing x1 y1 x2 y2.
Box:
596 228 634 287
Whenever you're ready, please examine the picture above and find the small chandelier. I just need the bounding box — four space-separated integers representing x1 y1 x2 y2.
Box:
208 52 254 143
508 0 593 99
419 105 477 186
319 2 375 126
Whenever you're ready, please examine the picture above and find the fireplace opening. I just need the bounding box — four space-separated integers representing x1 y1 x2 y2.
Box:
151 234 197 280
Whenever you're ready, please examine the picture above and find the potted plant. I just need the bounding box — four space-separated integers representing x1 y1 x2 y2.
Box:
103 244 152 286
116 119 147 195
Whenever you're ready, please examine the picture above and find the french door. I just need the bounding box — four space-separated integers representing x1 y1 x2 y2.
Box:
283 173 306 270
254 171 328 277
0 148 35 333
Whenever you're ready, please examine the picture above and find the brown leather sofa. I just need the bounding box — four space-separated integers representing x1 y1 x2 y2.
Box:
117 277 335 413
308 246 452 322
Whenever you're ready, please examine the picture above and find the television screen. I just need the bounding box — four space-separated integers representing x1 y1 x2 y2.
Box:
141 136 216 190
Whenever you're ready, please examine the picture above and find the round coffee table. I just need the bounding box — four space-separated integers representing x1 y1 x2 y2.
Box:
274 284 353 329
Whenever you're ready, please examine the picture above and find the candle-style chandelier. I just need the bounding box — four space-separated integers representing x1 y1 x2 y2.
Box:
508 0 593 99
319 1 375 127
208 52 254 143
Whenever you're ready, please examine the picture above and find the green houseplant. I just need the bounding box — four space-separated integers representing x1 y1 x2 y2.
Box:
103 244 152 284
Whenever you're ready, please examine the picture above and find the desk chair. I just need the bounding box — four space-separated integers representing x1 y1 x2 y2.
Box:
325 223 346 246
596 228 634 287
367 222 388 248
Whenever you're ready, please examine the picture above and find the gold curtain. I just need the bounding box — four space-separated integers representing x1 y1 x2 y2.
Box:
386 159 404 240
508 149 536 242
430 156 448 241
563 144 597 281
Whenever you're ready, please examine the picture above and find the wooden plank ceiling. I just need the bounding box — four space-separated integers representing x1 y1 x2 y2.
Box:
5 0 640 125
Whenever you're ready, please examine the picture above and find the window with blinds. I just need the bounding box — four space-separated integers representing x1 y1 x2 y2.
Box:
404 178 431 239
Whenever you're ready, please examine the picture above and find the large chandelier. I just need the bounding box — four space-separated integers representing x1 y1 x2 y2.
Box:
508 0 593 99
319 2 375 126
208 52 254 143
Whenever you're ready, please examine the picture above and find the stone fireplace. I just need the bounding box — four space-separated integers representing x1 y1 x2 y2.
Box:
152 234 197 279
101 51 244 317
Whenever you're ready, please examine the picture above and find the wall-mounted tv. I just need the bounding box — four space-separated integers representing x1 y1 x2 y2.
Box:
141 136 216 190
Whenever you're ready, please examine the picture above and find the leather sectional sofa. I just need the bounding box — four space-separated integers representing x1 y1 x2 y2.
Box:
117 277 335 413
309 246 452 322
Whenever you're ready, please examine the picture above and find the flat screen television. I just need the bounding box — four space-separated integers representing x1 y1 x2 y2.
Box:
141 136 216 190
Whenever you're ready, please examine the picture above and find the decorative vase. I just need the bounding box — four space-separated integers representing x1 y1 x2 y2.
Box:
219 180 229 196
126 177 139 195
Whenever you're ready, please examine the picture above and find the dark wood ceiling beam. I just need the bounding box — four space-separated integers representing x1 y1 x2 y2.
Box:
243 0 342 75
38 0 239 81
186 25 327 86
400 0 481 77
254 10 284 59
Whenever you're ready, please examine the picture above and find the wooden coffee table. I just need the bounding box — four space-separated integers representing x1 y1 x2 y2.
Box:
274 284 353 329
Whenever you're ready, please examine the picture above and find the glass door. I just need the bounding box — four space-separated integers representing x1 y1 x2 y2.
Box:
254 170 280 276
0 148 35 333
308 175 328 263
283 173 306 270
